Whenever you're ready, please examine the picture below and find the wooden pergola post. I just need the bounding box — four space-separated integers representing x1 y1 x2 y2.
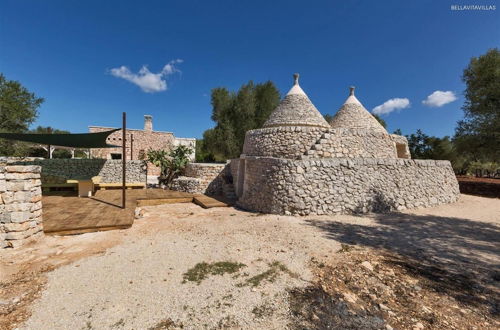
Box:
130 133 133 160
122 112 126 209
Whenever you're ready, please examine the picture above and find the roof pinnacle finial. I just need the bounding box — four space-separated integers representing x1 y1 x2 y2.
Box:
349 86 355 96
293 73 299 85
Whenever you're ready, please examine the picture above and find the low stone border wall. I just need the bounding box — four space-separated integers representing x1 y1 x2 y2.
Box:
237 157 460 215
170 176 202 194
3 158 147 184
1 165 43 248
170 163 228 195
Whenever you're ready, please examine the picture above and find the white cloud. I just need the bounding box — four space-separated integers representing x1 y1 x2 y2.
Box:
422 90 457 107
372 98 410 115
110 59 183 93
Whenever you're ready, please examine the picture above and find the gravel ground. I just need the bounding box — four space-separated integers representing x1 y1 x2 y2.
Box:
1 194 498 330
19 205 340 330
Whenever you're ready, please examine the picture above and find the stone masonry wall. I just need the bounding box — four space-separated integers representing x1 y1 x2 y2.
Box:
303 128 397 159
6 159 147 184
237 156 459 215
170 177 202 194
242 126 327 159
1 165 43 248
182 163 228 195
229 158 242 197
242 127 403 160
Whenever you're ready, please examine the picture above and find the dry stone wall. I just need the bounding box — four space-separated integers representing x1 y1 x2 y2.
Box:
242 126 326 159
304 128 397 159
242 127 407 160
5 159 147 183
237 156 459 215
1 165 43 248
171 163 228 195
170 177 202 194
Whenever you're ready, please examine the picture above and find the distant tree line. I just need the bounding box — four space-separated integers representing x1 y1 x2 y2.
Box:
395 48 500 176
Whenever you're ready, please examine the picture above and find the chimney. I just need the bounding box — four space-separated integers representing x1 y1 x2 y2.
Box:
144 115 153 132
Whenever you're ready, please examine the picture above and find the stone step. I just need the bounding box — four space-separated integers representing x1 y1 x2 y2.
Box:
222 183 237 200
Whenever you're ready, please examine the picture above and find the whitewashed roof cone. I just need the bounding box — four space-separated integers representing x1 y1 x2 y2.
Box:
263 74 330 128
329 86 387 133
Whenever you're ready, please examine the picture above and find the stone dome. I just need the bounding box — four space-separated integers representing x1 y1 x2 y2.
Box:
329 87 387 134
263 74 330 128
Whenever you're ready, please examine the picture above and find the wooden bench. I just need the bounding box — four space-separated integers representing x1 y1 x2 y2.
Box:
90 176 145 190
94 182 146 190
41 183 78 192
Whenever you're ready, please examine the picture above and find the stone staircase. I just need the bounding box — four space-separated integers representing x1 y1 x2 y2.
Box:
222 182 238 201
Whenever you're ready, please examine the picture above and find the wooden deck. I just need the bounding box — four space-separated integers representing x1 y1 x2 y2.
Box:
193 195 230 208
42 189 196 235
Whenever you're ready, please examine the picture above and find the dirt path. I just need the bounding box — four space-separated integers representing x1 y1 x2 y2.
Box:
1 194 499 329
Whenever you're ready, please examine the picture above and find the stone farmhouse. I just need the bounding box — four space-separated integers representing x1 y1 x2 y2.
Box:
173 74 459 216
89 115 196 176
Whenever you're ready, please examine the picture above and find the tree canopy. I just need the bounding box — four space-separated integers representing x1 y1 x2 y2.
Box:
0 74 44 156
455 48 500 162
199 81 280 161
372 114 387 129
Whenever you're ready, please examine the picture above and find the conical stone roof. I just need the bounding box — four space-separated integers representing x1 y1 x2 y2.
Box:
263 74 330 128
329 87 388 133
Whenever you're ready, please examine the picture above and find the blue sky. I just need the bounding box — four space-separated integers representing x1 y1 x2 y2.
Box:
1 0 498 138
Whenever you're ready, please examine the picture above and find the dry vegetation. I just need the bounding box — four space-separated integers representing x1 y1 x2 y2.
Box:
290 247 499 329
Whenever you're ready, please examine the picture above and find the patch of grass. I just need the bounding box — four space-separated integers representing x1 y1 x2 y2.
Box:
182 261 246 284
239 261 297 287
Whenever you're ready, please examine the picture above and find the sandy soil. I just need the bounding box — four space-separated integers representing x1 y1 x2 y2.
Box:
1 194 499 329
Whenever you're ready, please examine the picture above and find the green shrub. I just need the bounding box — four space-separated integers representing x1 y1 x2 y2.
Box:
145 145 193 185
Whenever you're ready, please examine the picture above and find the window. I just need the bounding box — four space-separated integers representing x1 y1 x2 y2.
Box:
396 143 410 159
111 153 122 159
